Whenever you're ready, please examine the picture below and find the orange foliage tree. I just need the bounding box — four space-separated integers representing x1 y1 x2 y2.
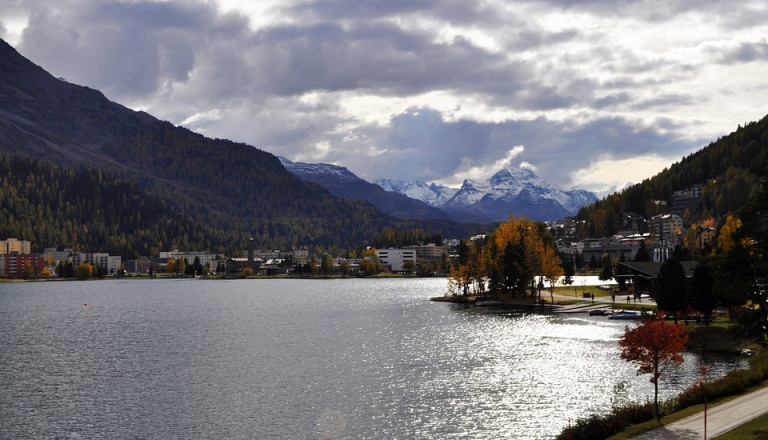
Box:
618 317 689 419
447 216 562 299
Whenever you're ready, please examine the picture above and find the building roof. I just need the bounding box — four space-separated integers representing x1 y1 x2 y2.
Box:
617 260 698 279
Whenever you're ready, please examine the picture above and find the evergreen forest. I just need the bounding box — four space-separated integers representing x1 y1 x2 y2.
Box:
575 114 768 237
0 154 478 258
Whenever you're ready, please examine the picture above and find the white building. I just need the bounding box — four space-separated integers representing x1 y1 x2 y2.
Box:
159 250 220 270
376 248 416 272
73 253 122 275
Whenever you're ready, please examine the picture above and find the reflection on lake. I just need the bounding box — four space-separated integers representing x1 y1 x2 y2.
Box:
0 278 746 439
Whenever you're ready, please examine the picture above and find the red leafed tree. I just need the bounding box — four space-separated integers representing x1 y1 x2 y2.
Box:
618 316 689 419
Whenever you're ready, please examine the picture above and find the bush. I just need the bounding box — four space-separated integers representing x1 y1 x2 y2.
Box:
554 401 656 440
675 350 768 411
558 350 768 440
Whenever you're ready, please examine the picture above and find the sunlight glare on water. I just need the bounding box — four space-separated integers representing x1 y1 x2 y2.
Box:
0 278 746 439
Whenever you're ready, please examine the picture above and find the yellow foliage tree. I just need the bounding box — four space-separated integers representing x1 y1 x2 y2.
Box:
449 215 562 300
75 263 92 280
717 215 742 253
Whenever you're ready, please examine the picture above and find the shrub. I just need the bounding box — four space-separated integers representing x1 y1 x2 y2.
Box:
554 401 656 440
558 350 768 440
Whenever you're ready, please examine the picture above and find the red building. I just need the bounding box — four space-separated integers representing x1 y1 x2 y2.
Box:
0 253 46 277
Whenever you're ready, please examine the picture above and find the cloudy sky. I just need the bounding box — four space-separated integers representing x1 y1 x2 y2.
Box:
2 0 767 196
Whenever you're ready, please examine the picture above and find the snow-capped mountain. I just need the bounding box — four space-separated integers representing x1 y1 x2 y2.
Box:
278 157 359 183
375 179 458 207
380 168 598 223
282 157 597 223
279 157 450 220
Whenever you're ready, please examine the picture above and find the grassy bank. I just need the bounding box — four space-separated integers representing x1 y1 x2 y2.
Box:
715 412 768 439
555 349 768 440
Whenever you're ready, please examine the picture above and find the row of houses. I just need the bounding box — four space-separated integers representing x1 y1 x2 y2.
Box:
0 239 124 277
556 213 715 264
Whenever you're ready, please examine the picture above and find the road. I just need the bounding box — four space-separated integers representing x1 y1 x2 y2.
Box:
551 290 768 438
630 383 768 439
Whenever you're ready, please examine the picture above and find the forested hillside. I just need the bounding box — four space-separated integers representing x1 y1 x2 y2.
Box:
0 39 477 252
575 114 768 237
0 154 478 257
0 155 238 258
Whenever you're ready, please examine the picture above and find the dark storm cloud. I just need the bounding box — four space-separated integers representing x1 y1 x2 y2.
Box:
17 1 248 99
248 21 539 103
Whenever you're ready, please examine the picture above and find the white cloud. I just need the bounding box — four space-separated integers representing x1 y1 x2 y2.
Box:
2 0 767 195
567 154 675 196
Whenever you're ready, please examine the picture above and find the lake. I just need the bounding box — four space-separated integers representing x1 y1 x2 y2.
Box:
0 278 746 439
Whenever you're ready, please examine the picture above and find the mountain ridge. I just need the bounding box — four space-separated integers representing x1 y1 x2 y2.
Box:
0 38 476 251
380 168 598 223
278 157 450 220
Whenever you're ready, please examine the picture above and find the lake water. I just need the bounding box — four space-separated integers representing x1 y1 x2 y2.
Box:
0 278 746 439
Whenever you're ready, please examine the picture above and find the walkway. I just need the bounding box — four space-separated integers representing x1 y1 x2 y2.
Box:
551 290 768 438
630 386 768 439
549 291 657 308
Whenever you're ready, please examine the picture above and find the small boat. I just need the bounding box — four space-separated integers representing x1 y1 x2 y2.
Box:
608 311 643 320
589 309 610 316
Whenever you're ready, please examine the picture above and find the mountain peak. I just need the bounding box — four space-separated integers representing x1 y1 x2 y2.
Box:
385 168 597 222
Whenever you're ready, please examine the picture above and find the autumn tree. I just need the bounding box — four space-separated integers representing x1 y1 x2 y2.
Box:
541 245 564 304
448 215 561 299
619 317 689 419
22 261 35 279
75 263 93 280
713 214 752 318
339 260 351 276
166 258 176 275
178 256 187 276
320 253 334 275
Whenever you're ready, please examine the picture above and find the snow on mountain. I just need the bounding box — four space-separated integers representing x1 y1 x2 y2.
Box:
284 156 597 223
279 157 451 220
375 179 458 207
278 157 358 182
383 168 598 222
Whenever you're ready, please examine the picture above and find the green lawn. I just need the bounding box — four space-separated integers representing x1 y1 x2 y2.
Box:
715 413 768 439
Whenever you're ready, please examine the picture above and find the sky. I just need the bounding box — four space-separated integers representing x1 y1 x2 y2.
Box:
2 0 767 196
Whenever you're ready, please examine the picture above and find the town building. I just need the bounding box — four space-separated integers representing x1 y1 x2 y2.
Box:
0 253 45 277
159 250 222 270
42 248 121 275
670 184 703 217
620 212 647 235
649 213 683 245
1 238 31 255
44 248 77 264
580 235 647 265
376 248 417 272
74 253 122 275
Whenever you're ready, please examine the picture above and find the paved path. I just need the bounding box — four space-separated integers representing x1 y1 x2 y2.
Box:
550 291 657 307
631 386 768 439
551 291 768 438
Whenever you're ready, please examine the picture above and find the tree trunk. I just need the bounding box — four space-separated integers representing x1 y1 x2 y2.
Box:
654 380 660 419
